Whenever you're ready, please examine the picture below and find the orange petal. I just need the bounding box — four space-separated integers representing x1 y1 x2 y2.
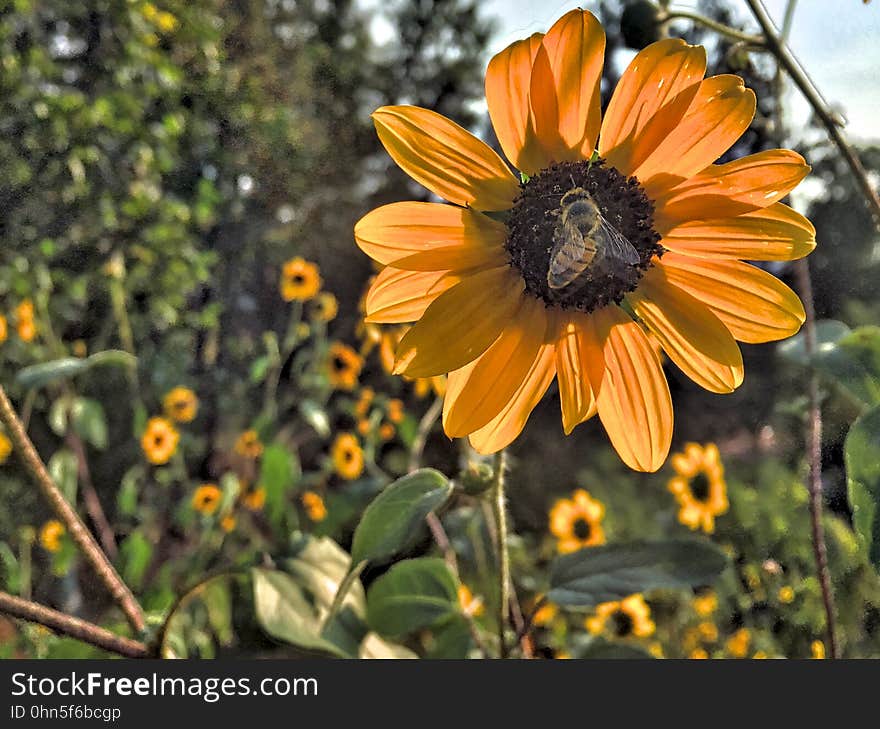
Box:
657 253 806 343
660 202 816 261
364 267 462 324
600 39 706 174
530 9 605 163
468 339 557 454
355 202 508 271
443 297 548 436
372 106 519 211
653 150 811 227
592 305 673 472
629 267 744 394
554 311 603 434
393 266 524 378
630 75 756 192
485 33 550 175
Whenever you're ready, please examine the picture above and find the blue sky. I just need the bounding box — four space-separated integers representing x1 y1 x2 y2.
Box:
483 1 880 142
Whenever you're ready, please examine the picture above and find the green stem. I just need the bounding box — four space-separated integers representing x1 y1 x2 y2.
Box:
324 560 367 630
660 9 765 45
490 450 509 659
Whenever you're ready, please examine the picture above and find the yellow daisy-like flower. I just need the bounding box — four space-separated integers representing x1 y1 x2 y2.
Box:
220 514 237 533
668 442 728 533
141 417 180 465
280 257 322 302
692 590 718 617
301 490 328 522
163 386 199 423
327 342 363 391
354 387 375 418
457 584 485 618
378 422 396 441
532 601 558 627
585 594 655 638
15 299 36 343
698 621 719 643
778 585 795 604
354 9 812 471
811 640 825 659
192 483 222 515
234 430 264 459
242 487 266 512
0 314 7 343
39 520 65 553
311 292 339 322
331 433 364 480
549 488 605 554
726 627 751 658
0 432 11 464
386 398 405 424
689 647 709 660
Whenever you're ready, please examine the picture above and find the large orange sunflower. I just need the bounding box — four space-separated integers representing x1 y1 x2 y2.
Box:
354 9 814 471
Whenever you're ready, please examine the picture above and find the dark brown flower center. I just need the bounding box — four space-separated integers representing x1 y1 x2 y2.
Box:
505 158 662 313
611 609 635 637
690 472 711 502
572 517 592 541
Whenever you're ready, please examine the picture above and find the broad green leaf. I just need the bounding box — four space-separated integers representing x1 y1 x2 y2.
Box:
119 531 153 591
48 449 78 504
71 398 108 450
845 405 880 568
426 618 472 659
359 632 418 659
813 326 880 406
117 465 144 516
281 535 366 615
259 444 302 523
366 558 459 637
351 469 452 565
547 539 728 608
251 567 349 657
48 399 68 437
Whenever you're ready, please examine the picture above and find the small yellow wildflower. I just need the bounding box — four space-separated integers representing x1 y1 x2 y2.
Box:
697 621 719 643
668 442 728 534
15 299 36 342
327 342 363 390
354 387 374 418
242 487 266 512
0 432 11 464
39 520 65 553
192 484 222 515
220 514 236 533
689 648 709 660
532 601 558 627
311 292 338 322
141 417 180 465
726 628 751 658
280 257 321 302
585 595 655 639
457 584 484 618
163 386 199 423
301 490 327 522
811 640 826 659
386 399 405 424
692 590 718 617
331 433 364 480
549 489 605 554
234 430 264 459
777 585 795 604
0 314 7 343
378 422 395 441
752 651 769 659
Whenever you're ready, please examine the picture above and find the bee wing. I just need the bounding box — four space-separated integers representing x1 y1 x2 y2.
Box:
548 220 591 290
594 216 640 266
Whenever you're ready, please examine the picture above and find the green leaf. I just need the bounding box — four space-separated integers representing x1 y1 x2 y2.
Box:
47 449 78 504
16 350 136 390
547 539 728 608
298 400 331 437
48 399 68 437
359 632 418 659
119 531 152 591
258 444 301 523
351 469 452 565
117 465 144 516
845 405 880 568
71 398 108 450
366 558 459 637
251 567 349 657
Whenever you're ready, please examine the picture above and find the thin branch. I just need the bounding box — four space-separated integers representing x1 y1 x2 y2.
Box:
0 385 145 634
490 450 510 659
66 431 118 560
408 396 443 473
0 590 148 658
660 8 765 45
745 0 880 230
794 259 840 658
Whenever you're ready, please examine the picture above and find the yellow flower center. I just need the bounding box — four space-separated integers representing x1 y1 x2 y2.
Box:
505 158 662 313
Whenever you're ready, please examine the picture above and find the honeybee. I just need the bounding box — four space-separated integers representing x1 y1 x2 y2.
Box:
547 187 640 299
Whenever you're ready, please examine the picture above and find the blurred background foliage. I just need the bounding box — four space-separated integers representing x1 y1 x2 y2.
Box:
0 0 879 659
